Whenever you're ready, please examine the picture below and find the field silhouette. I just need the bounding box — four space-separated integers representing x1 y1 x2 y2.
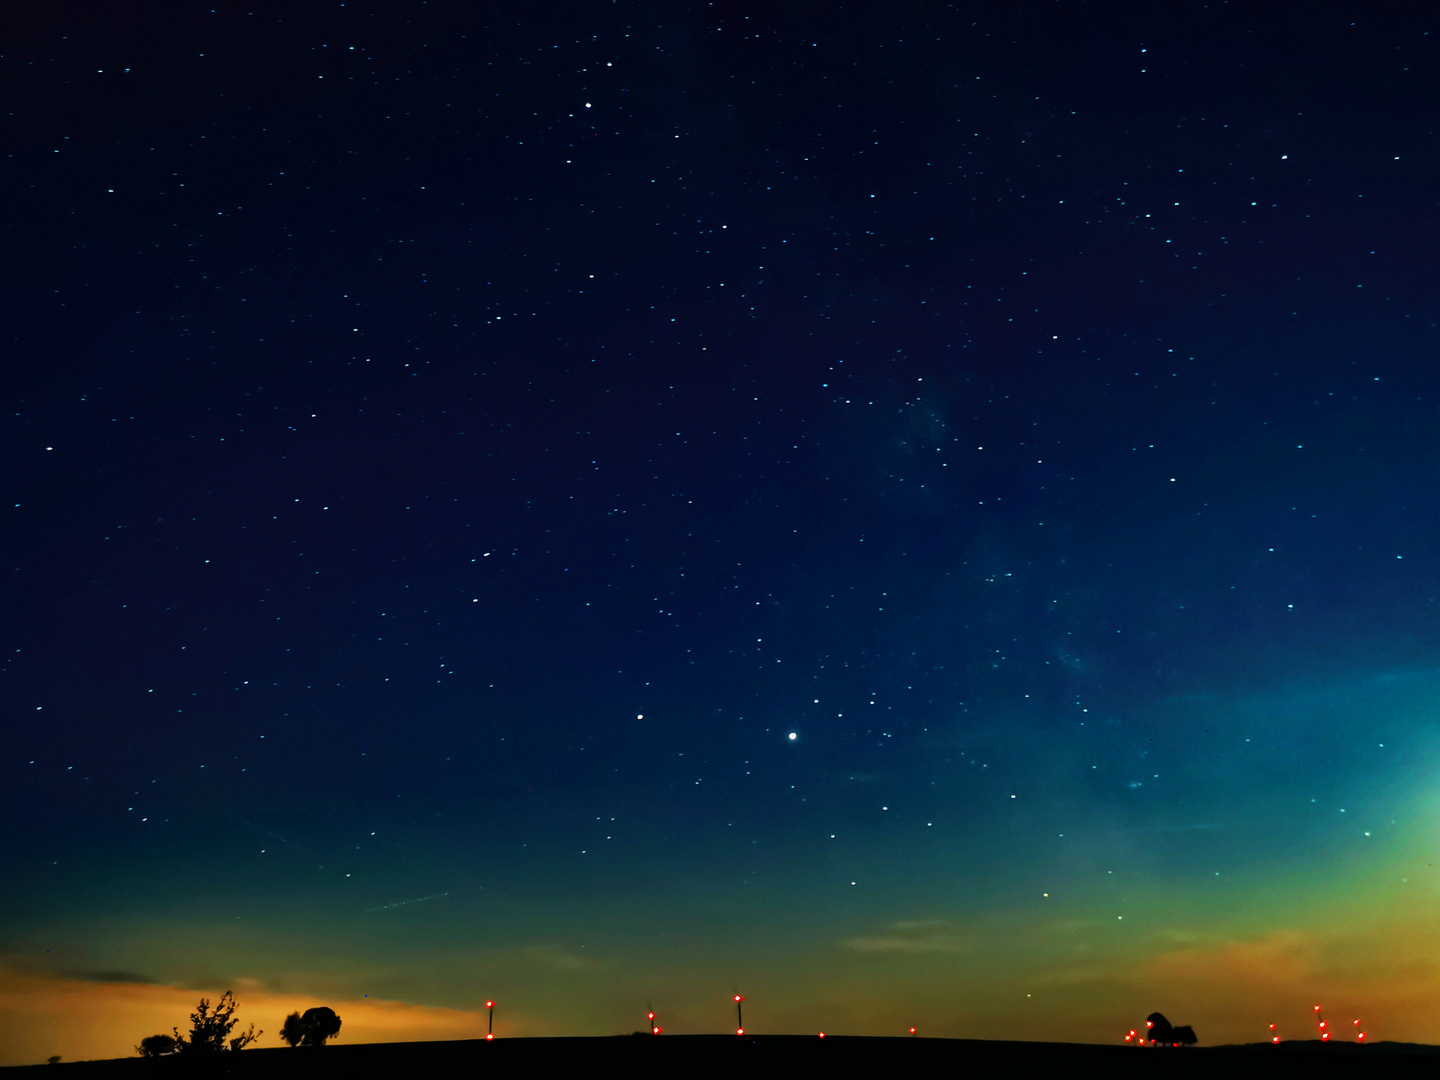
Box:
5 1035 1439 1078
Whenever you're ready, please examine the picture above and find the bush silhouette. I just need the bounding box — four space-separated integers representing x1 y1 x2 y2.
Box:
279 1006 342 1047
172 992 261 1052
135 1034 178 1057
1146 1012 1198 1046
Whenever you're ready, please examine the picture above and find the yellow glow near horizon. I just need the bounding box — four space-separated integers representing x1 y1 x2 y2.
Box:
0 969 491 1067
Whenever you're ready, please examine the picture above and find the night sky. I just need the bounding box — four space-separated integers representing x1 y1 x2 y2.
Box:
5 0 1440 1064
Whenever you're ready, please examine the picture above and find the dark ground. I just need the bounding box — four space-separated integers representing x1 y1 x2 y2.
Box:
6 1036 1439 1078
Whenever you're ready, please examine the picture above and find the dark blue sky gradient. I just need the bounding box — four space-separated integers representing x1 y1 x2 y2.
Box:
4 0 1440 1054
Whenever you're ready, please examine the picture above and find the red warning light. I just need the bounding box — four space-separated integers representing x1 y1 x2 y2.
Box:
1319 1021 1326 1029
1321 1033 1330 1042
734 995 745 1002
485 1033 494 1041
1269 1024 1275 1030
1145 1020 1153 1029
486 1001 495 1009
1357 1033 1366 1042
1272 1036 1280 1044
1314 1005 1322 1012
909 1027 917 1035
648 1012 655 1020
736 1028 745 1036
652 1027 661 1035
818 1032 826 1039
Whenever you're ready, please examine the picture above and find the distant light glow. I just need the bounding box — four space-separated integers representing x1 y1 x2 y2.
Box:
788 732 797 740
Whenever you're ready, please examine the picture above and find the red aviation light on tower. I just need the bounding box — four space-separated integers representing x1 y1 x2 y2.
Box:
736 1028 745 1036
909 1027 917 1036
734 995 744 1002
818 1032 826 1039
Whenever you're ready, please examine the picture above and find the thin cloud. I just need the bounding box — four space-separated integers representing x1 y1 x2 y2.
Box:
841 919 967 954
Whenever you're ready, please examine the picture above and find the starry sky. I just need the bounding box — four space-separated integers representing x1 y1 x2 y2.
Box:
5 0 1440 1064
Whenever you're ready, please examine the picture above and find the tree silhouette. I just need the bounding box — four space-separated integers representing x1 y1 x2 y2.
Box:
172 992 261 1052
135 1034 178 1057
279 1006 342 1047
1145 1012 1198 1046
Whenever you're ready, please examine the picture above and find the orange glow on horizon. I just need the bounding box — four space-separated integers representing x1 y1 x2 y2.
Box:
0 967 489 1068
